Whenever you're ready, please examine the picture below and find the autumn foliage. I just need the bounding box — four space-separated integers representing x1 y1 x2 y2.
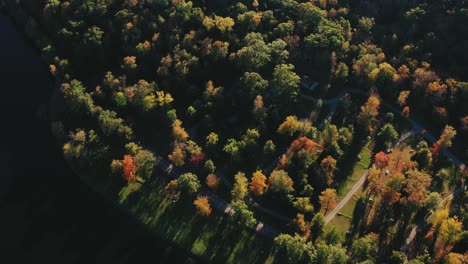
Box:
190 151 205 166
193 196 212 216
249 171 268 196
287 136 321 159
206 173 221 191
319 188 337 214
374 151 390 169
122 155 137 182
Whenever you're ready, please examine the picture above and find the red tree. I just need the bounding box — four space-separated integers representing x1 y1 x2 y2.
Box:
123 155 137 182
190 151 205 166
374 151 390 169
431 142 442 155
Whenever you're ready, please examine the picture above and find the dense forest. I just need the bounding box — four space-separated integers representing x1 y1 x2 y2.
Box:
3 0 467 263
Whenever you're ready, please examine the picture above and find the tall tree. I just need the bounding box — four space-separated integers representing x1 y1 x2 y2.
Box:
378 123 399 148
270 64 300 101
320 156 337 186
193 196 212 216
292 213 311 238
293 197 314 213
278 116 300 136
206 173 221 191
273 234 313 264
374 151 390 169
177 173 201 196
250 171 268 196
404 169 432 208
319 189 337 214
351 233 379 263
230 200 256 228
232 172 249 201
358 95 381 133
437 125 457 148
269 170 294 195
122 155 137 182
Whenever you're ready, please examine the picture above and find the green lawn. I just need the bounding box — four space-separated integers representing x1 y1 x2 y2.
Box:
329 140 373 234
118 175 274 264
337 141 373 198
329 186 365 235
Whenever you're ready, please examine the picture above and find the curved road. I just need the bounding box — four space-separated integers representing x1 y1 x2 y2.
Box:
305 87 465 224
324 131 414 223
146 85 465 241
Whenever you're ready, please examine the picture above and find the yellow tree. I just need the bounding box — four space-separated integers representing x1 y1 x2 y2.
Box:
232 172 248 201
250 171 268 196
193 196 212 216
437 125 457 148
172 119 189 142
277 116 300 136
292 213 311 238
358 95 381 133
319 188 337 214
367 165 383 197
434 217 464 261
397 90 410 107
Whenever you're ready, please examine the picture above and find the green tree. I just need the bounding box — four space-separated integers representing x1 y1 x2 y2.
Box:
232 172 249 201
304 19 348 50
312 242 349 264
206 132 219 147
368 62 397 96
273 234 313 264
223 138 243 161
269 170 294 195
177 173 201 195
425 192 442 211
270 64 300 101
378 123 399 148
61 80 95 115
269 39 289 64
293 197 314 213
114 92 127 108
230 200 256 228
203 159 216 174
310 213 325 240
239 72 268 98
97 109 133 141
388 251 407 264
235 32 271 71
351 233 379 263
134 149 156 179
297 2 324 32
322 226 342 245
263 140 276 157
358 16 375 34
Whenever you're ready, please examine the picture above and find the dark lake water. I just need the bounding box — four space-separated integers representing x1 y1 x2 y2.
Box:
0 14 199 264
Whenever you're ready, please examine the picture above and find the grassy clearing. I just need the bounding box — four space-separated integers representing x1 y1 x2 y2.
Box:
118 175 273 264
329 140 373 234
337 140 373 198
329 185 365 235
